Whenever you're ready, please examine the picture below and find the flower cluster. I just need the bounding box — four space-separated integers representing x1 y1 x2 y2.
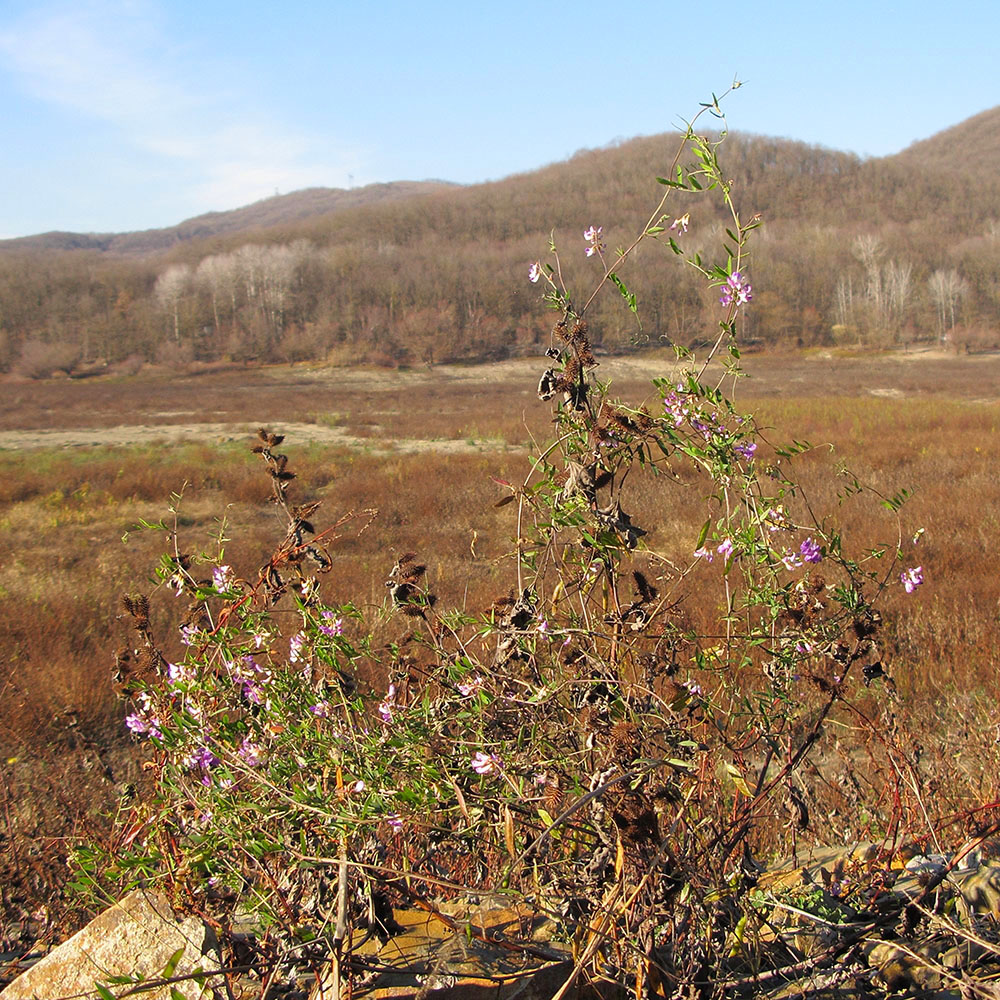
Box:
719 271 753 307
670 213 690 235
662 389 758 465
901 566 924 593
318 611 344 636
229 655 272 706
378 684 397 724
471 751 501 775
584 225 605 257
125 693 162 740
212 564 236 593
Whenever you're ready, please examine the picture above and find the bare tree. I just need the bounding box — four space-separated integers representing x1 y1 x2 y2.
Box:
928 269 967 340
885 259 913 340
196 254 240 333
153 264 192 343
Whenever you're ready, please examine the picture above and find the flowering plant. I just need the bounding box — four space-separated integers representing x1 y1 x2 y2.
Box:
76 85 928 999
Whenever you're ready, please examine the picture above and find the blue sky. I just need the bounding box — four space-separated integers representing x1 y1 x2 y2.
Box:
0 0 998 238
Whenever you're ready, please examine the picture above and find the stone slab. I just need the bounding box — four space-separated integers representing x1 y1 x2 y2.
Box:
0 890 220 1000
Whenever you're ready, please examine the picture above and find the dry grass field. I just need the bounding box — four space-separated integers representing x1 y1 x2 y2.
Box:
3 346 1000 947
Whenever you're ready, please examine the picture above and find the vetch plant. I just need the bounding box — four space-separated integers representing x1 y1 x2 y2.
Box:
75 84 944 1000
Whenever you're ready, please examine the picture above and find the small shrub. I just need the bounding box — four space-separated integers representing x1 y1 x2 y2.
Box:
77 87 959 999
14 338 81 379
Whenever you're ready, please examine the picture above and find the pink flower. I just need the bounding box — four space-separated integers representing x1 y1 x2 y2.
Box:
719 271 753 308
378 683 396 724
901 566 924 594
457 675 483 697
781 549 803 571
528 261 541 283
584 225 605 257
318 612 343 636
693 546 713 562
717 538 734 559
238 738 263 767
670 213 690 235
471 751 500 775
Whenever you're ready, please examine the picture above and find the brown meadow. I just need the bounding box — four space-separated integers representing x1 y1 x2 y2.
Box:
2 348 1000 944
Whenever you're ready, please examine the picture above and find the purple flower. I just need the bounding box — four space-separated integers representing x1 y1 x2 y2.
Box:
125 695 162 739
238 738 263 767
765 506 791 532
125 712 161 739
166 661 191 686
242 680 265 705
528 261 541 283
289 631 306 663
734 441 757 460
717 538 735 560
386 813 404 832
309 700 331 718
719 271 753 308
901 566 924 594
187 746 219 785
471 751 500 775
457 675 483 697
537 617 550 635
799 538 822 564
693 546 714 562
179 624 200 646
318 612 344 637
189 746 218 769
212 564 235 593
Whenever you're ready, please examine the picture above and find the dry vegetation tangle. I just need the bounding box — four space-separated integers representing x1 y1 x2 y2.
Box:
3 350 1000 958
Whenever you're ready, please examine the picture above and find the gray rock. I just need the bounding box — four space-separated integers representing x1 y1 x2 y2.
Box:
0 890 220 1000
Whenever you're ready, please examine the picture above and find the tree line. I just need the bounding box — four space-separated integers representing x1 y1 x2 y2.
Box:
1 127 999 375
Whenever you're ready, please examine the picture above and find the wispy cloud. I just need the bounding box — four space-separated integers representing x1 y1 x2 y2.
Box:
0 0 361 217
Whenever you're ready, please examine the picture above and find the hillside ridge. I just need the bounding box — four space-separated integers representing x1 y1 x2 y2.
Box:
0 180 457 256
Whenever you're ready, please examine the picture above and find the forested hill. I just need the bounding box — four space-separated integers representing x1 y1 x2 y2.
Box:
0 181 456 256
2 108 999 375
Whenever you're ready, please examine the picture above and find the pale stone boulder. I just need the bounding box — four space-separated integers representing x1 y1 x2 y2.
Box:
1 890 220 1000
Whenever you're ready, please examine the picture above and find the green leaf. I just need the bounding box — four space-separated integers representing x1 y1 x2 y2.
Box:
696 519 710 549
95 985 116 1000
607 271 638 316
881 488 913 512
170 989 187 1000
